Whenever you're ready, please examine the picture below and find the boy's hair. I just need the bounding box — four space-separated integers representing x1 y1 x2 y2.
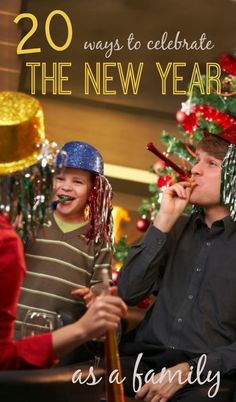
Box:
197 135 229 160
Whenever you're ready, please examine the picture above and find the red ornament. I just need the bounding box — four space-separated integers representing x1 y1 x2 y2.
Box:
137 296 152 309
136 217 150 232
153 160 166 174
181 113 198 132
157 174 174 189
112 270 119 285
218 53 236 76
176 110 187 123
176 110 198 132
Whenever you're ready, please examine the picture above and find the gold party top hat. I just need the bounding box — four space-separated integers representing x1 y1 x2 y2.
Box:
0 91 57 242
0 91 45 175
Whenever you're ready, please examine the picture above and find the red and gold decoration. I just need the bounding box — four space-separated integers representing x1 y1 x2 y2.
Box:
176 104 236 133
88 174 113 246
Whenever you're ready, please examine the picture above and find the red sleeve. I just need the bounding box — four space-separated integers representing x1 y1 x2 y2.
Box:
0 215 54 370
0 334 54 370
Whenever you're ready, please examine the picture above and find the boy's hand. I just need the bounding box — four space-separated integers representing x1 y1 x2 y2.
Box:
71 287 95 308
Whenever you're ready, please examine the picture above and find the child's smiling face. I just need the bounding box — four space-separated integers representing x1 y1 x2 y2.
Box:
53 168 93 223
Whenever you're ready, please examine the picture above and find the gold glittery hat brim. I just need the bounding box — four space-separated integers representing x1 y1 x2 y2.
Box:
0 91 45 175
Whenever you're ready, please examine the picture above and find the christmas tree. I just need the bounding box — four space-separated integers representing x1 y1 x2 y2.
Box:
136 51 236 232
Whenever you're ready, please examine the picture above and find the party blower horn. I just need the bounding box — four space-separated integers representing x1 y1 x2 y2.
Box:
102 269 125 402
146 142 190 180
51 197 71 210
